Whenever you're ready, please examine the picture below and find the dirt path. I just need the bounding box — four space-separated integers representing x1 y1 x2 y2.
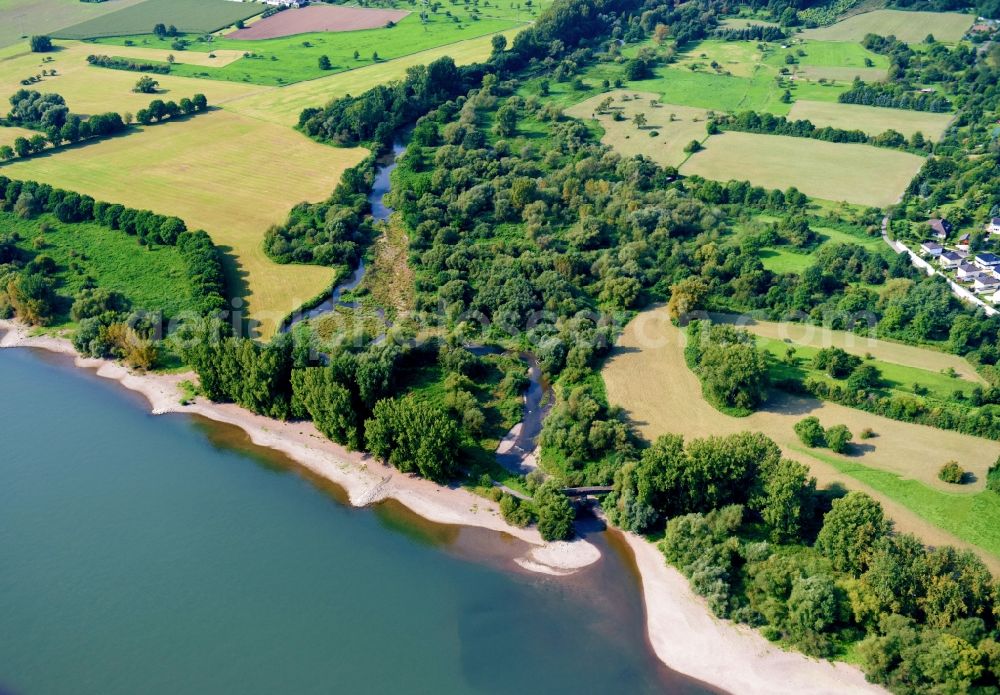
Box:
603 306 1000 571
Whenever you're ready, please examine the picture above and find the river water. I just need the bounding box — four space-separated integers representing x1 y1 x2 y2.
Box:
0 348 713 695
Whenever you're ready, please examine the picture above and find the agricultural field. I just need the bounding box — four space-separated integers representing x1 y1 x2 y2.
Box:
0 41 262 118
680 131 925 207
228 5 411 39
222 29 519 126
0 0 144 49
563 91 710 168
752 224 886 274
0 110 367 338
800 9 975 44
0 210 198 319
601 306 1000 565
51 0 265 40
85 1 547 86
0 124 38 149
788 99 953 139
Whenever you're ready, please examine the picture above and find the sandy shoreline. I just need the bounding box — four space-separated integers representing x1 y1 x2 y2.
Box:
0 319 881 694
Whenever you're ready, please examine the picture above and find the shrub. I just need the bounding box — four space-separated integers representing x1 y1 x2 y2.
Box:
938 461 966 484
988 457 1000 494
859 427 875 440
794 416 825 448
29 36 52 53
825 425 852 454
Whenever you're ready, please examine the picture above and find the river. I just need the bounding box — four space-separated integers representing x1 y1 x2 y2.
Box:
0 347 713 695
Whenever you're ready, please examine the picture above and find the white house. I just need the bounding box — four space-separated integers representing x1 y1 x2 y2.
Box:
974 253 1000 270
957 262 981 281
958 233 971 251
921 241 944 256
992 288 1000 305
974 274 1000 293
989 217 1000 235
939 250 964 269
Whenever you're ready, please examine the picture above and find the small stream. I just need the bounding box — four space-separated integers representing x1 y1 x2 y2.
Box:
282 141 550 474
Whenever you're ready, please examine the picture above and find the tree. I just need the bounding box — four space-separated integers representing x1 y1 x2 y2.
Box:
192 93 208 111
753 457 815 542
632 112 647 128
938 460 966 484
816 492 891 576
824 424 852 454
490 33 507 54
292 367 359 449
667 276 709 321
12 136 30 158
786 574 842 656
697 338 769 411
365 397 461 482
535 480 575 541
153 23 167 38
29 35 52 52
318 55 332 70
684 139 702 153
847 364 881 391
133 76 159 94
653 23 669 45
794 416 825 447
494 101 518 137
0 145 13 161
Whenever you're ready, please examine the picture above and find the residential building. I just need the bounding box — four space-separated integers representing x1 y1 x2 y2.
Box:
957 262 981 281
920 241 943 256
958 233 971 251
989 217 1000 235
929 218 952 240
974 274 1000 293
974 253 1000 270
939 251 964 269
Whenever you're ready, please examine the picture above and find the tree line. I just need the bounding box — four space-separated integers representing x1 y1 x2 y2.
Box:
711 110 931 153
838 78 951 112
87 54 172 75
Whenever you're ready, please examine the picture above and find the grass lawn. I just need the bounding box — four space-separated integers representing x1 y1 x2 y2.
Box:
757 335 978 401
0 0 145 49
681 131 925 207
222 29 521 126
1 210 197 318
795 445 1000 561
85 1 545 86
51 0 266 40
800 9 974 44
0 110 366 338
563 90 710 168
755 224 885 274
788 100 953 139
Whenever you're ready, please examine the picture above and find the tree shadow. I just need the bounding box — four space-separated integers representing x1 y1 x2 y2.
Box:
214 244 253 337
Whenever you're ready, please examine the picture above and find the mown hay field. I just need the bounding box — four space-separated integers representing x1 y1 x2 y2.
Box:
680 131 924 207
563 91 710 169
0 110 367 337
0 0 144 48
601 307 1000 567
0 124 38 148
0 41 263 118
800 9 974 43
788 100 953 139
51 0 265 39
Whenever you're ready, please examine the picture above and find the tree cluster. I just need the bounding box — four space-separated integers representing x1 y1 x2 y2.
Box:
87 54 171 75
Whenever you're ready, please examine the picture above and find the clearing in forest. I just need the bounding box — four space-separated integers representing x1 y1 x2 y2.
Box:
563 91 710 169
800 9 974 44
0 110 367 338
51 0 265 40
601 306 1000 566
749 224 886 275
680 131 924 207
227 6 411 39
788 100 953 139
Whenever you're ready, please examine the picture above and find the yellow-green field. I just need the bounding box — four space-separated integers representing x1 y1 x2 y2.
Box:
788 99 953 139
0 41 263 118
0 0 144 49
223 29 522 127
0 110 366 337
800 9 974 43
563 91 710 169
680 131 924 207
601 307 1000 568
0 123 37 148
